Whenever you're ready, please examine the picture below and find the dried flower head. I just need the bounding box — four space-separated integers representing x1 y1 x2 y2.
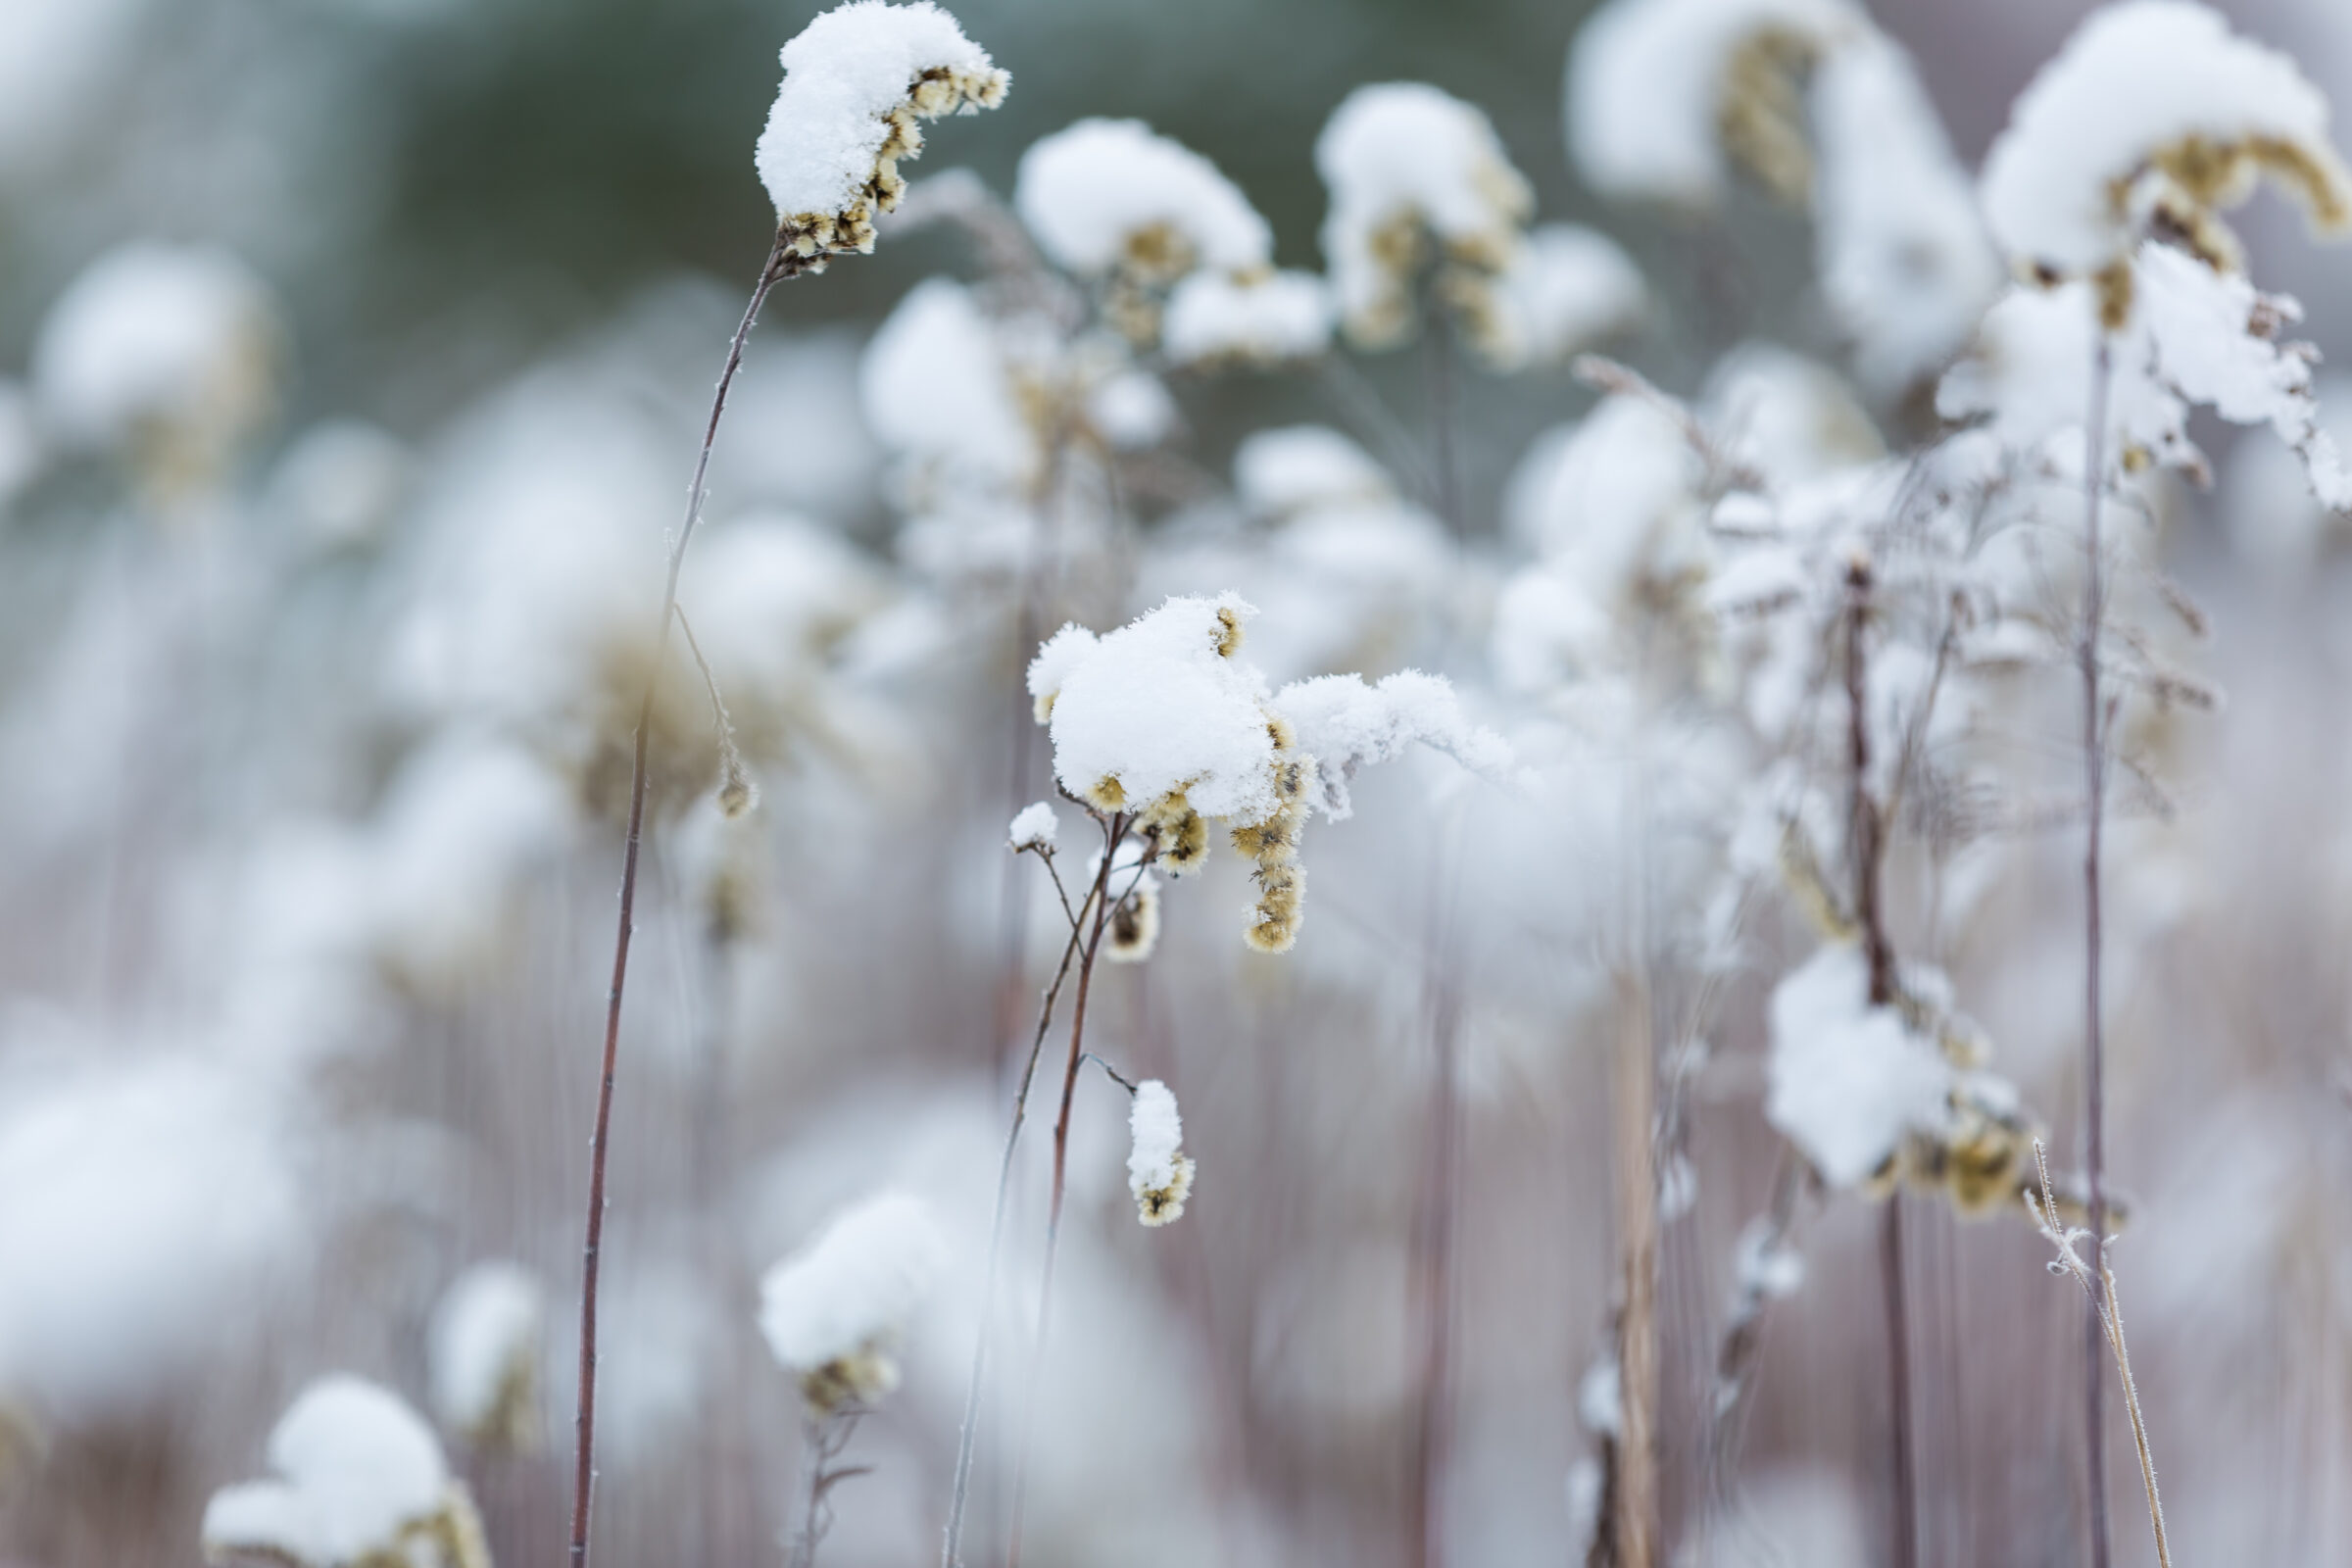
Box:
756 1 1008 268
1162 270 1335 368
428 1261 544 1454
1126 1080 1196 1226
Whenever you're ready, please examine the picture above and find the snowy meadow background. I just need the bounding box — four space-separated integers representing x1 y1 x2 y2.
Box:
5 0 2352 1566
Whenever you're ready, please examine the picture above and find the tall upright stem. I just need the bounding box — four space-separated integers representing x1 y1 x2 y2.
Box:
2080 334 2116 1568
568 234 795 1568
1405 934 1465 1568
940 859 1101 1568
1842 560 1915 1568
1610 969 1660 1568
1004 819 1126 1568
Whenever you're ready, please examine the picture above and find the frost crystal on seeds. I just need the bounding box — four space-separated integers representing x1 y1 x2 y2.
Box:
758 1191 948 1414
1939 246 2352 508
1014 119 1272 281
1979 0 2352 287
1126 1079 1195 1226
428 1260 544 1450
755 1 1008 264
202 1376 462 1568
1764 944 1952 1190
1162 270 1335 368
1007 800 1058 852
1315 82 1532 349
1274 670 1514 821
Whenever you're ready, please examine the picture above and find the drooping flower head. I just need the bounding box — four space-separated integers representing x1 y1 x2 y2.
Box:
1980 0 2352 321
1126 1080 1196 1226
756 1 1008 267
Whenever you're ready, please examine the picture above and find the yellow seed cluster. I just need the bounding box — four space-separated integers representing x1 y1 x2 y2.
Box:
1104 880 1161 963
1239 718 1316 955
777 65 1009 268
1716 26 1822 206
1136 1151 1197 1226
797 1343 901 1418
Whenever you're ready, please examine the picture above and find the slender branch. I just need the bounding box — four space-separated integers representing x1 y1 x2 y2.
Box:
939 858 1103 1566
1004 814 1132 1568
568 232 797 1568
2028 1141 2170 1568
787 1409 869 1568
2080 333 2116 1568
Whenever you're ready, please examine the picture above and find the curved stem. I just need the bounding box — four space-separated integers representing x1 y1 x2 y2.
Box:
568 233 796 1568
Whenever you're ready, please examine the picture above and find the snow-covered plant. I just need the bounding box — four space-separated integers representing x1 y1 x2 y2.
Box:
1030 593 1507 952
759 1191 949 1415
757 0 1008 266
1161 269 1334 368
1014 118 1270 346
1980 0 2352 316
427 1261 544 1453
1125 1079 1194 1226
1315 82 1534 352
30 241 282 495
203 1376 489 1568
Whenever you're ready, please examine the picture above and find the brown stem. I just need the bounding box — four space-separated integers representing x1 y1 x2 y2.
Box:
1843 559 1914 1568
1004 815 1129 1568
2081 334 2115 1568
1609 965 1661 1568
568 233 796 1568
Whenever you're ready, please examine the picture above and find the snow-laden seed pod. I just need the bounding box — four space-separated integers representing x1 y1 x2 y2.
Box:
755 1 1009 268
1126 1080 1196 1226
428 1261 545 1454
758 1192 948 1416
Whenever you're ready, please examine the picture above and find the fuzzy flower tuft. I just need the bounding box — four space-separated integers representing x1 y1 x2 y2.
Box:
203 1376 487 1568
1316 82 1533 350
1126 1080 1196 1226
1014 118 1271 284
1162 270 1335 368
758 1192 948 1415
428 1261 543 1453
755 1 1008 266
1980 1 2352 303
1007 800 1058 852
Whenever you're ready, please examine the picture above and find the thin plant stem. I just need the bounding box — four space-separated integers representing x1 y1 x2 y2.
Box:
1405 839 1466 1568
938 852 1101 1568
787 1409 870 1568
2080 333 2115 1568
1003 813 1133 1568
568 232 797 1568
2028 1141 2170 1568
1842 557 1915 1568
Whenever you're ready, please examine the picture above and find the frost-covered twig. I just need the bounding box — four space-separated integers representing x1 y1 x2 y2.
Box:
2026 1140 2171 1568
570 230 801 1568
